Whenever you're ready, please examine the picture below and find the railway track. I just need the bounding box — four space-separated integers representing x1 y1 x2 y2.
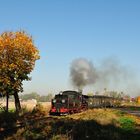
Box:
117 107 140 117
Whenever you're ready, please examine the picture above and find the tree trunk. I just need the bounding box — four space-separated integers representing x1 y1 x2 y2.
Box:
14 92 21 112
6 93 9 112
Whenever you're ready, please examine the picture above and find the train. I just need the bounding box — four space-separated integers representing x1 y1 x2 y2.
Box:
49 90 120 115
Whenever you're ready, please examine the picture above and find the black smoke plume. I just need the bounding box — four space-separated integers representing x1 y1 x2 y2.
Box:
70 58 98 90
70 57 139 96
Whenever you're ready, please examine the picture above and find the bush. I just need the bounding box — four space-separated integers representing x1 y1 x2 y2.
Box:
31 103 46 116
119 117 135 132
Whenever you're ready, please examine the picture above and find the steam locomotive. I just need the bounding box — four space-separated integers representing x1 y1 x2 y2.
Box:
49 90 118 115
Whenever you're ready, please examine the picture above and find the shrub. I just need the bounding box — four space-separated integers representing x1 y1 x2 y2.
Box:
119 117 135 132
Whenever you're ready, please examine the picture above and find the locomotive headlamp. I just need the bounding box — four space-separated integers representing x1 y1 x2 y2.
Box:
53 99 56 103
62 99 65 103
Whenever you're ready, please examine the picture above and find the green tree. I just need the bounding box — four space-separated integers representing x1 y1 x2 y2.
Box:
0 31 40 111
20 92 40 101
20 93 53 102
46 93 53 102
109 91 118 98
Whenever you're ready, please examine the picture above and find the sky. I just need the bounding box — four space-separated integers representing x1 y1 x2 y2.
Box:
0 0 140 96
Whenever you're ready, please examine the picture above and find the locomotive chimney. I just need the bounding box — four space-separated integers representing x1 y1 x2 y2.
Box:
78 88 83 94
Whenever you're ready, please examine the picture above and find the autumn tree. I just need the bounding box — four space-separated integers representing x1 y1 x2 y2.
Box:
0 31 40 111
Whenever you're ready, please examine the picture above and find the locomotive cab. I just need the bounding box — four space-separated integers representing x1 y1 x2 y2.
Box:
49 90 86 115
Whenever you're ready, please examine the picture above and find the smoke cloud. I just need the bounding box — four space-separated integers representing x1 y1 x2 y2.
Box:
70 57 139 96
70 58 98 89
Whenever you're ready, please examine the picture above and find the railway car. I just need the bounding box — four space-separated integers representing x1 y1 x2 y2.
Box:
86 95 116 108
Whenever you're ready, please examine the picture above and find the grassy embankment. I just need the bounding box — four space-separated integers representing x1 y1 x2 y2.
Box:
0 104 140 140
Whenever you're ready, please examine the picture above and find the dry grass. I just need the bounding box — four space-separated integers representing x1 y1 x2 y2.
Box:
0 101 51 113
66 109 119 126
66 108 140 130
1 101 140 140
2 108 140 140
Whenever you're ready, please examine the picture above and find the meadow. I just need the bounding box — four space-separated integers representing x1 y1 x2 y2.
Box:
0 101 140 140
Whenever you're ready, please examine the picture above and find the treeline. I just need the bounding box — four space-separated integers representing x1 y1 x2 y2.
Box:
19 92 53 102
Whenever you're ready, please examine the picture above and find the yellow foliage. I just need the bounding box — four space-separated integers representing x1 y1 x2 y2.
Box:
0 31 40 95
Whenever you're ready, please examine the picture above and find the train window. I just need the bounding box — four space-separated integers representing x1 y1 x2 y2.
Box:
69 95 74 99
